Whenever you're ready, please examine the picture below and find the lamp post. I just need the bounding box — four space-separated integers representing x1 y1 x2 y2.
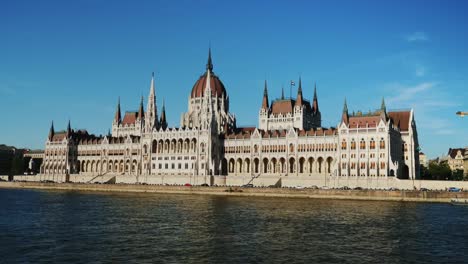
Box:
456 111 468 117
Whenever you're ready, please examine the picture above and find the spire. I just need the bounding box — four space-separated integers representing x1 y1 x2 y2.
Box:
66 120 71 138
138 96 144 119
380 97 387 120
281 86 285 100
206 47 213 72
262 80 269 110
313 82 317 100
146 72 158 131
298 76 303 94
295 77 303 107
205 66 212 96
160 99 167 130
341 98 349 125
48 121 55 140
114 97 121 124
107 128 111 137
312 83 319 113
381 97 386 113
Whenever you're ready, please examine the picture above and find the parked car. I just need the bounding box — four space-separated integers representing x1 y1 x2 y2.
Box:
242 183 254 188
321 186 330 190
448 187 461 192
201 183 209 187
389 187 399 191
353 187 363 190
310 185 319 189
420 188 429 192
294 186 305 189
184 183 192 187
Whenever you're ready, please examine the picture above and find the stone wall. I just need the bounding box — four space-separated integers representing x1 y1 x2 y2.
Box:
5 174 468 191
1 181 467 203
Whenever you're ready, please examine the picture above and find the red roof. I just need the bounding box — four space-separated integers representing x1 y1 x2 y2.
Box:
191 71 226 98
388 111 411 131
271 99 295 114
348 115 382 128
122 112 138 125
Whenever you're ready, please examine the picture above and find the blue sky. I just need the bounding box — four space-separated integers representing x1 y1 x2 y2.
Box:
1 0 467 158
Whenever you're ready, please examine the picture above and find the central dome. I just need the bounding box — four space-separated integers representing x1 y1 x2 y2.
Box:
190 71 226 98
190 48 227 98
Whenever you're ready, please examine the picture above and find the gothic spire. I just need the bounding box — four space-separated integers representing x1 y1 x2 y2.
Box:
114 97 121 124
206 47 213 72
313 82 317 100
66 120 71 138
262 80 269 110
295 77 303 107
281 85 285 100
381 97 386 112
146 72 158 131
160 99 167 130
380 97 387 120
48 121 54 140
138 96 144 119
312 83 319 112
341 98 349 125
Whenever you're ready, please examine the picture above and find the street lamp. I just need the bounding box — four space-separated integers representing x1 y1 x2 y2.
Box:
456 111 468 117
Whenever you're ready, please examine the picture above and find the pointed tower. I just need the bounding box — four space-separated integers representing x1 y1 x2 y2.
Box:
206 47 213 72
342 98 349 125
281 86 285 100
66 120 72 138
312 83 319 113
160 99 167 130
114 97 121 124
138 96 145 119
48 121 55 141
295 77 303 107
380 97 387 120
145 72 158 132
261 80 269 110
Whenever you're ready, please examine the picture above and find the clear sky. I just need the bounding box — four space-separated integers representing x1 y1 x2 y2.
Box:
1 0 467 158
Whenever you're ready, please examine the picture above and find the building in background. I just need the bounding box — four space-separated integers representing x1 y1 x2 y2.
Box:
39 50 420 183
446 148 466 172
419 152 428 168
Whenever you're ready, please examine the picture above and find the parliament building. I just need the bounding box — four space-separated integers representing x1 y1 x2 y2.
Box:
40 50 420 186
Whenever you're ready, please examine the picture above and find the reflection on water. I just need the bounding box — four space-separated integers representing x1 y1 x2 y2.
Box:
0 189 467 263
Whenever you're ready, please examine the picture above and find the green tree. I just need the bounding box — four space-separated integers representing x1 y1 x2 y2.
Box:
428 162 451 180
452 169 464 181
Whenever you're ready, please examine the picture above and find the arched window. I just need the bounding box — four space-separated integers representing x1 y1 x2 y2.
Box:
351 139 356 150
341 139 348 150
380 138 385 149
370 138 376 149
360 139 366 150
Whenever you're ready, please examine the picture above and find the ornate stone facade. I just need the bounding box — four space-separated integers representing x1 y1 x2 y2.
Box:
40 50 420 183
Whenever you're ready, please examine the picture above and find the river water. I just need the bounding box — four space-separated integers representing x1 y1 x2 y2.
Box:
0 188 467 263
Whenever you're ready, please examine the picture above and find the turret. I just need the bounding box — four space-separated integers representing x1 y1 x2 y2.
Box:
138 96 145 119
295 77 303 107
261 80 269 110
66 120 72 138
160 99 167 130
145 72 158 131
380 97 387 120
341 98 349 125
114 97 121 124
312 83 319 113
48 121 54 141
206 47 213 72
